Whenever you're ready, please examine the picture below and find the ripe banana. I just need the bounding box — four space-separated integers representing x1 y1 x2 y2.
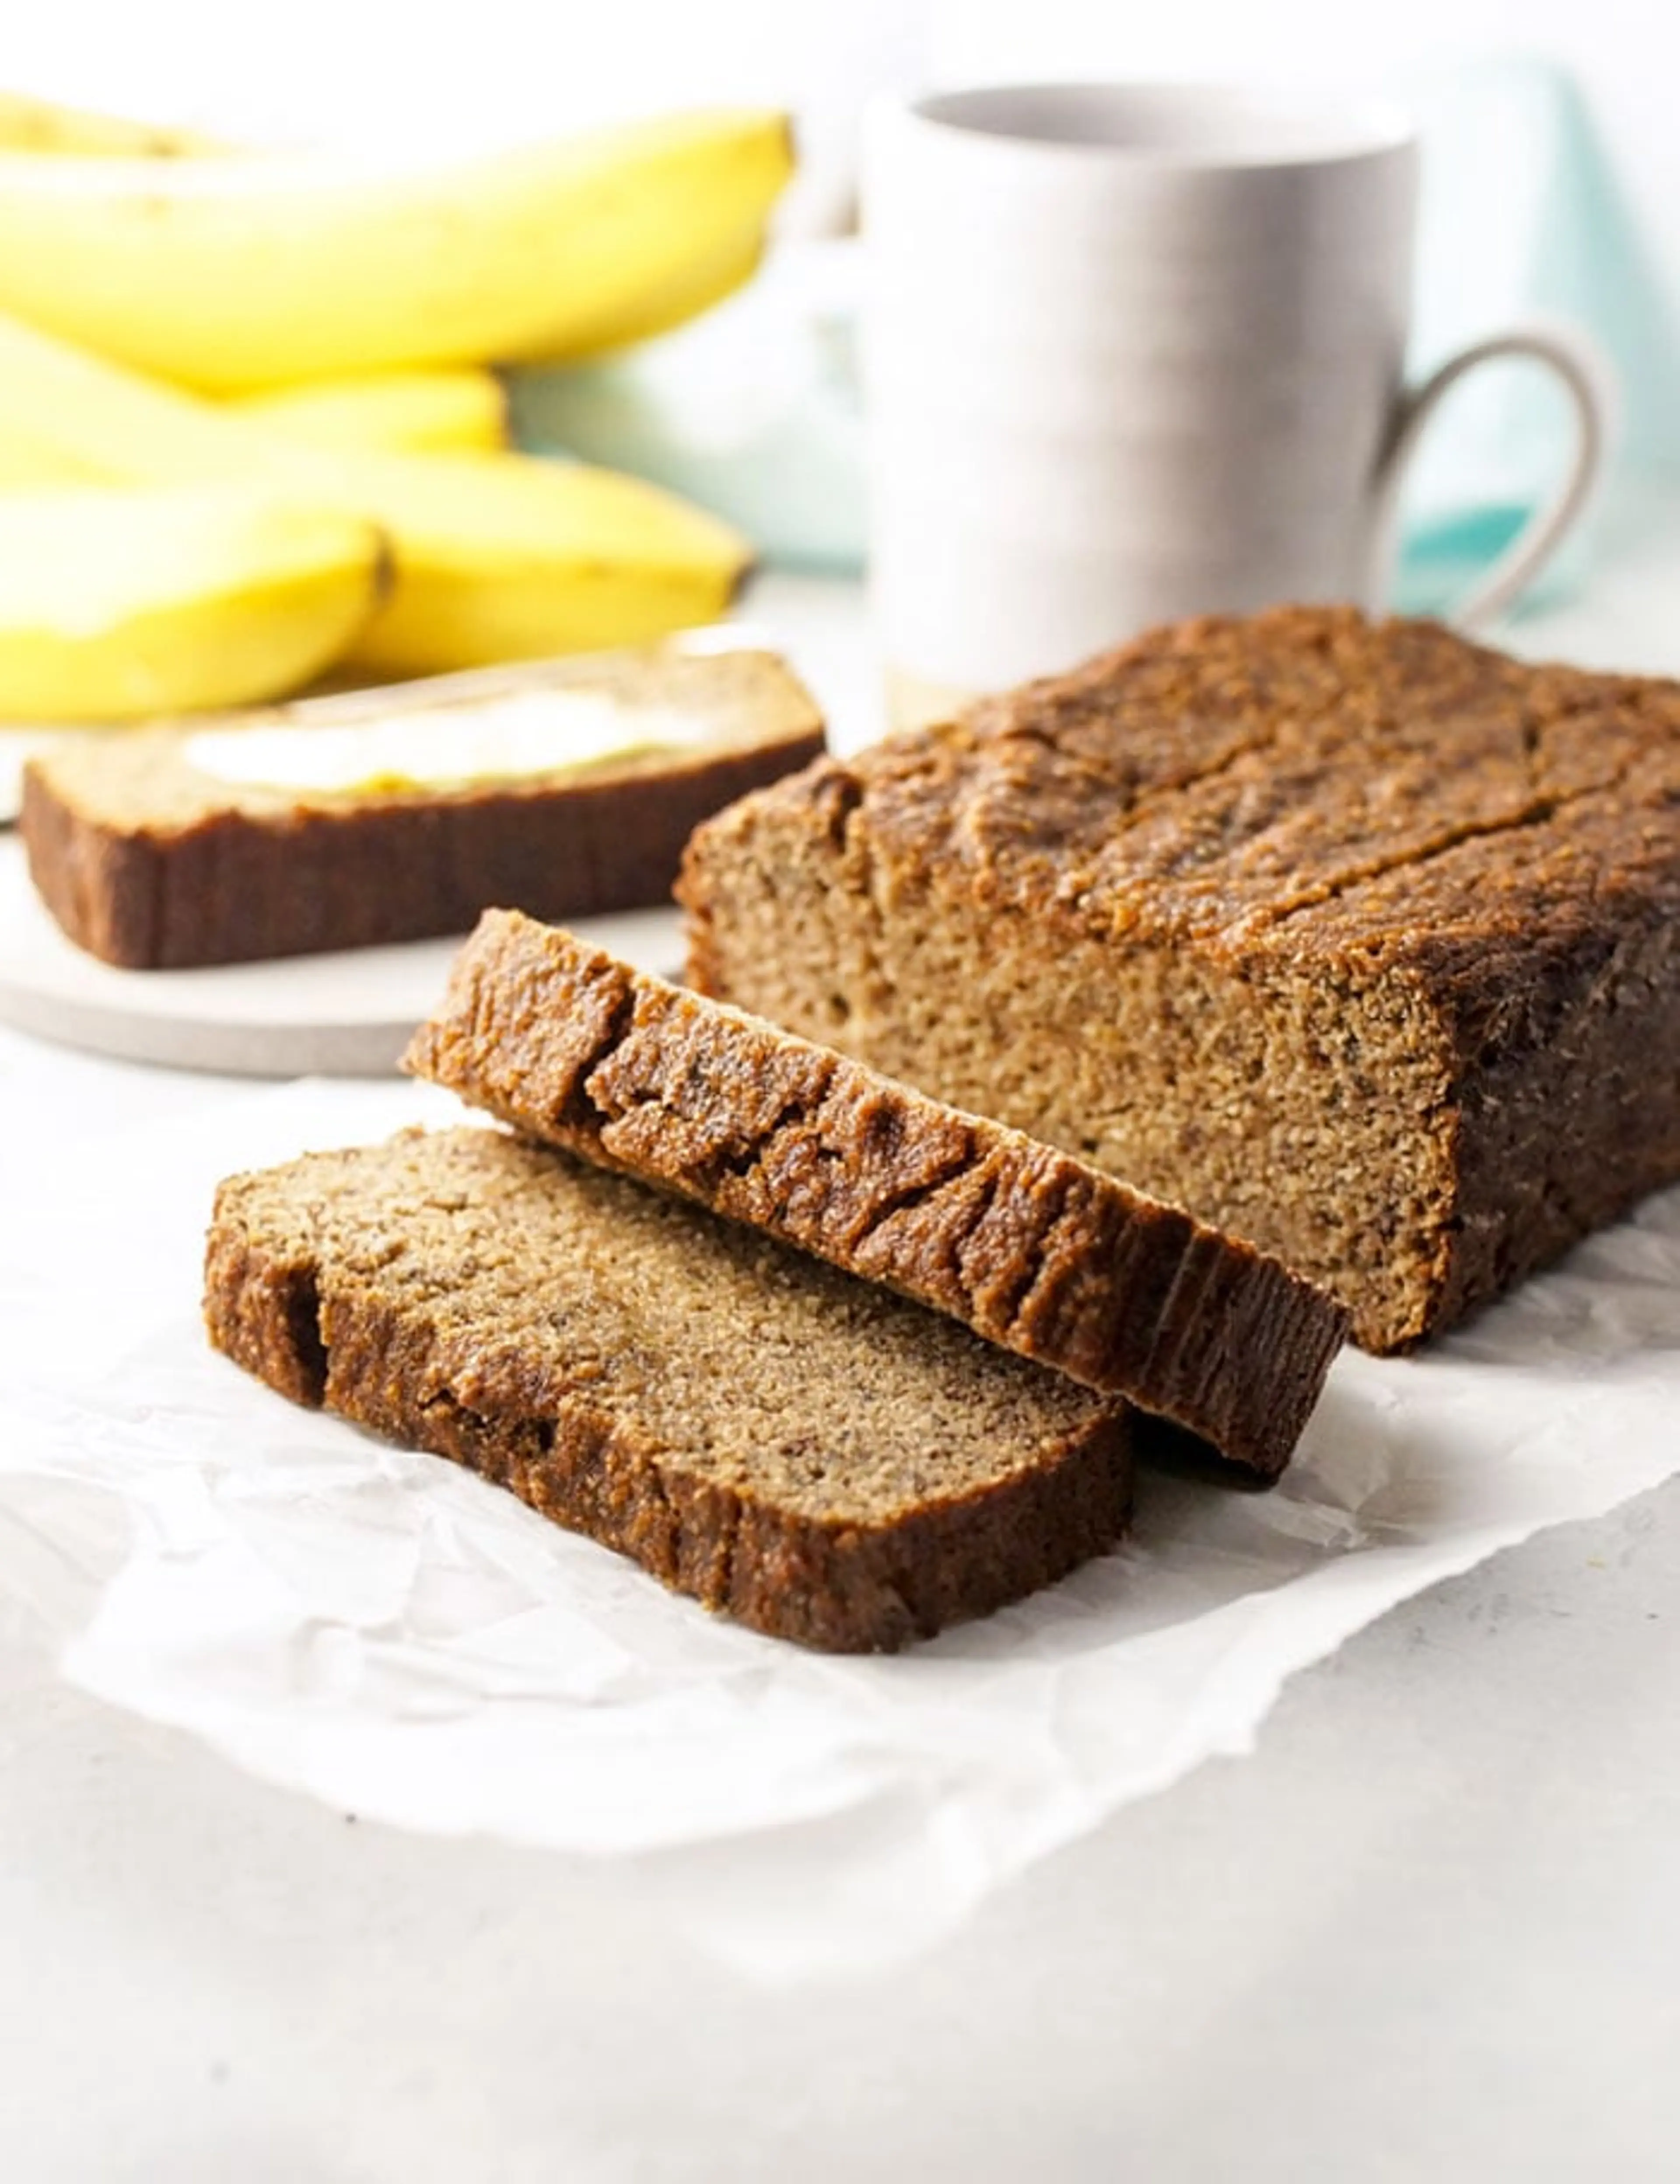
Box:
546 219 769 365
0 88 226 158
0 424 106 485
0 108 793 392
334 452 748 677
0 362 508 472
0 485 383 719
0 309 751 676
230 368 510 455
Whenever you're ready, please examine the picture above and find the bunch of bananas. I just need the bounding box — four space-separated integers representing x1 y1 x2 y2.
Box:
0 90 793 720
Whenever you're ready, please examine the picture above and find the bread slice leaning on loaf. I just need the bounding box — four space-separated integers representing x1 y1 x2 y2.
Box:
404 910 1346 1479
678 606 1680 1353
23 643 823 968
204 1127 1133 1652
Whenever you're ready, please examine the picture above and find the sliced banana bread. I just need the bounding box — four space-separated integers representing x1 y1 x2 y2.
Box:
24 642 823 968
204 1127 1133 1651
406 910 1345 1477
678 605 1680 1353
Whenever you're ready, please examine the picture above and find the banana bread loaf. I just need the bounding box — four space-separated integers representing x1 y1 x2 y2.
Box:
24 643 823 968
678 606 1680 1352
204 1126 1133 1651
406 909 1345 1477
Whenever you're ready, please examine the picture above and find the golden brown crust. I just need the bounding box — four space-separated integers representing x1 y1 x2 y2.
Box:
203 1128 1134 1652
811 607 1680 956
406 910 1346 1476
677 606 1680 1351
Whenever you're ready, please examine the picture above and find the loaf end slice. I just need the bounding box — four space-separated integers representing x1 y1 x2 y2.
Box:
405 911 1347 1479
204 1127 1133 1651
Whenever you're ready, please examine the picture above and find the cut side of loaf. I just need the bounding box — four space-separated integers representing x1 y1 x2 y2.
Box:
23 643 824 968
203 1127 1133 1652
677 605 1680 1353
406 910 1347 1478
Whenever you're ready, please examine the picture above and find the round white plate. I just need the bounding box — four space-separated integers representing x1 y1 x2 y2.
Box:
0 837 685 1077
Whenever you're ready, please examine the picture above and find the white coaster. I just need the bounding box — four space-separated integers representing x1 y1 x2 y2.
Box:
0 836 684 1077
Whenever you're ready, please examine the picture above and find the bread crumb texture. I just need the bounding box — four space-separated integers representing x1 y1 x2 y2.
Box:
407 911 1346 1475
204 1127 1133 1651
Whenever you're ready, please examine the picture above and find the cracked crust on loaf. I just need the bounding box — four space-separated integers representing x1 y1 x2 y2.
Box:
676 606 1680 1351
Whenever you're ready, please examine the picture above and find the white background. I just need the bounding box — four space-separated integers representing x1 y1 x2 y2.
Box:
4 0 1679 284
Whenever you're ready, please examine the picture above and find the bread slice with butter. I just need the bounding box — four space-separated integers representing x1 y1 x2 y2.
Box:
21 640 823 968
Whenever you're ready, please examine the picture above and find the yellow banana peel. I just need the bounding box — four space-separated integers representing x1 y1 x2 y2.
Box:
0 360 510 472
0 108 794 392
0 485 384 720
0 309 752 680
0 422 107 486
334 450 748 676
230 368 511 455
0 88 227 158
540 219 769 364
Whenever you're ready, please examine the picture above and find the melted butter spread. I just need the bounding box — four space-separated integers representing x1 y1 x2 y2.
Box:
185 689 714 795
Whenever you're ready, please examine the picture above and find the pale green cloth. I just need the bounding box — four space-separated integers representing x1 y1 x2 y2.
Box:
510 241 866 575
1397 55 1670 613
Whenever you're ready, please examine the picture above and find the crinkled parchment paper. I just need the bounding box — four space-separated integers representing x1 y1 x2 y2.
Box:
3 1078 1678 1977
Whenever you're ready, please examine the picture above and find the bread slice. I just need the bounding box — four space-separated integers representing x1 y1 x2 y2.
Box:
204 1126 1132 1651
22 642 824 969
677 605 1680 1353
405 910 1346 1478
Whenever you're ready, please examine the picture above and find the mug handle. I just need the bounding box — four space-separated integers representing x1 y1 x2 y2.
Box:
1372 323 1614 630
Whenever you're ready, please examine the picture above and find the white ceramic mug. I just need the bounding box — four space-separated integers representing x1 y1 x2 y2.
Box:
862 83 1611 721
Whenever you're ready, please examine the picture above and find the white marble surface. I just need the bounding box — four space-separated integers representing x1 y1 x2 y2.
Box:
4 544 1680 2182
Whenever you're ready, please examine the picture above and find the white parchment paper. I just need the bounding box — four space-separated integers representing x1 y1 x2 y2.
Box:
3 1078 1679 1977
